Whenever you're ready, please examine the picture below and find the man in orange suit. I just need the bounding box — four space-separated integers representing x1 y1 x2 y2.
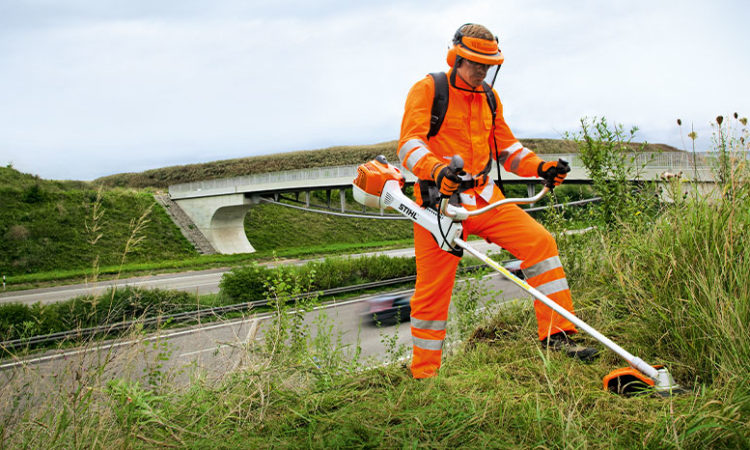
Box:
398 23 598 379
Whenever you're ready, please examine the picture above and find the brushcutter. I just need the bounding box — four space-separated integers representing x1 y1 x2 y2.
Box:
352 155 683 396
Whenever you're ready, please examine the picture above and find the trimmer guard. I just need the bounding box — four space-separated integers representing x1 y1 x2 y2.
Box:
604 365 682 397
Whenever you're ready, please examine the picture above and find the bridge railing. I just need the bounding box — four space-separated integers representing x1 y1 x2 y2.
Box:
169 152 723 198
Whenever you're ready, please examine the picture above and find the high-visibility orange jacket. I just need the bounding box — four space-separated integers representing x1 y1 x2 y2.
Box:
398 70 544 206
398 69 578 379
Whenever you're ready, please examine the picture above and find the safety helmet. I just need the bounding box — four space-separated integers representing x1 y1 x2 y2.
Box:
446 23 504 68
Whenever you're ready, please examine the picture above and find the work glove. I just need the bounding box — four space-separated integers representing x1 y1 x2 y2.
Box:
537 159 570 188
433 164 461 197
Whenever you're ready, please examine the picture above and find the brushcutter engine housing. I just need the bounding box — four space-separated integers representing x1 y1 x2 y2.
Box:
352 156 463 252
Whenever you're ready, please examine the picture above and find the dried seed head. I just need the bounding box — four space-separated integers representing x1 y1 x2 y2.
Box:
688 131 697 140
716 115 724 125
740 117 748 126
734 112 739 119
677 118 682 126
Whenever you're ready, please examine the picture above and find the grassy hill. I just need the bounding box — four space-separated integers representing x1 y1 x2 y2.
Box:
0 166 197 278
0 137 679 280
0 163 412 280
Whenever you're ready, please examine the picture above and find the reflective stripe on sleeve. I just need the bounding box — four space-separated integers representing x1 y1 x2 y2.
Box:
413 336 444 351
410 317 447 331
405 147 431 171
536 278 570 296
509 148 532 172
522 256 563 279
497 142 523 165
398 139 427 162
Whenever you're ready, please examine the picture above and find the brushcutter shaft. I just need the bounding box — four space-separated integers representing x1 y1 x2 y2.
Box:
453 237 661 381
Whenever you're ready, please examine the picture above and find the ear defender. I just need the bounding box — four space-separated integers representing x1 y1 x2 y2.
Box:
446 46 458 67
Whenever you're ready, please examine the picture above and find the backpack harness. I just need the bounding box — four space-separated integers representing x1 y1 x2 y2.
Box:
418 72 505 209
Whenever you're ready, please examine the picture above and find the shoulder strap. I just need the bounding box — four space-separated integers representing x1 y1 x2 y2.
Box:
482 81 497 120
428 74 497 139
482 81 505 194
427 72 449 139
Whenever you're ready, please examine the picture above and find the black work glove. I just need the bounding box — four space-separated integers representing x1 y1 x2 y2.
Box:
537 159 571 188
434 164 461 197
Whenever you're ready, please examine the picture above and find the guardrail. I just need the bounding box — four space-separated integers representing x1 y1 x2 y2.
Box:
169 152 724 198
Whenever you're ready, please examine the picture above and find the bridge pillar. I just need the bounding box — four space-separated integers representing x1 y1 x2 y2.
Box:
173 194 257 254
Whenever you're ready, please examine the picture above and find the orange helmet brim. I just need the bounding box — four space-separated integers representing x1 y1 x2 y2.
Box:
455 35 504 65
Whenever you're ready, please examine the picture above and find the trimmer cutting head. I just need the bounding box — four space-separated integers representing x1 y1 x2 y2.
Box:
604 365 684 397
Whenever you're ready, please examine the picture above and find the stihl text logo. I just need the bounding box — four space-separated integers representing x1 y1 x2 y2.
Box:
398 204 418 220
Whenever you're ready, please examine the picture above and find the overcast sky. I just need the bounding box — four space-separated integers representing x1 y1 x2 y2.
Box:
1 0 747 180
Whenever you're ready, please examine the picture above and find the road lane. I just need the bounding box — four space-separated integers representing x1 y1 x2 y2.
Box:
0 241 504 305
0 274 530 417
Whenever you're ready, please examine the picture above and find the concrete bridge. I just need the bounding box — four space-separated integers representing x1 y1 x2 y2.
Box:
167 152 715 254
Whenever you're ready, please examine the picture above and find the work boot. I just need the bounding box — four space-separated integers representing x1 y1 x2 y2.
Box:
542 332 599 362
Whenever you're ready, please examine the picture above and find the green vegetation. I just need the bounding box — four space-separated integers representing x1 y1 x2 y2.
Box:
0 287 198 344
244 200 412 252
0 179 197 277
94 141 402 189
2 120 745 447
220 254 417 303
4 164 748 446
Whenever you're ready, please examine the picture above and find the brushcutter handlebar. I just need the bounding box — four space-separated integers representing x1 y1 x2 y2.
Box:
439 155 566 219
440 183 552 220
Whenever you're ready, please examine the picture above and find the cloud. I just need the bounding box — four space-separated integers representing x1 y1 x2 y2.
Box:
0 0 748 179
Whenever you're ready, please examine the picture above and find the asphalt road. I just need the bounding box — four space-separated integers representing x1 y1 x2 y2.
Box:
0 273 529 417
0 241 503 305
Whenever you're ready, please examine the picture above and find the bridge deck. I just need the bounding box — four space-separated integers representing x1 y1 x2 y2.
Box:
169 152 715 200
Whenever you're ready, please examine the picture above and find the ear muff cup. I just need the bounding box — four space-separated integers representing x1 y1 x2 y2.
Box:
446 46 458 67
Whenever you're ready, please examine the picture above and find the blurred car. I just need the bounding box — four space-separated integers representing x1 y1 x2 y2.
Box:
364 293 411 326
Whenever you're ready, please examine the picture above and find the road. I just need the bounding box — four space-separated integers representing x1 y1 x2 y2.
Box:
0 241 503 305
0 273 530 418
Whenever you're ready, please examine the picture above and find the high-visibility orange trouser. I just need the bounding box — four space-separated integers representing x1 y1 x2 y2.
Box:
410 198 578 379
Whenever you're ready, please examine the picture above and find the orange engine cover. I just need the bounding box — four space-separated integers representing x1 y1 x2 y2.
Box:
353 157 405 197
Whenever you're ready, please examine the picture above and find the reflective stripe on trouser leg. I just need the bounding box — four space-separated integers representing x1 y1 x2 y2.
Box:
528 272 576 340
462 200 578 341
410 222 460 379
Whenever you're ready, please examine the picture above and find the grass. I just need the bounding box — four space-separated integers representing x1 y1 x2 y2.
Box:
3 178 748 448
1 120 742 448
0 184 197 278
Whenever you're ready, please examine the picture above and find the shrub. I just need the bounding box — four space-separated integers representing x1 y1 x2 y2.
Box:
0 287 197 342
219 255 417 302
565 117 660 228
218 264 274 303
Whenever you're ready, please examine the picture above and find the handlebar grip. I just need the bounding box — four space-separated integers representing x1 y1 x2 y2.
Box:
448 155 466 176
557 158 571 174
